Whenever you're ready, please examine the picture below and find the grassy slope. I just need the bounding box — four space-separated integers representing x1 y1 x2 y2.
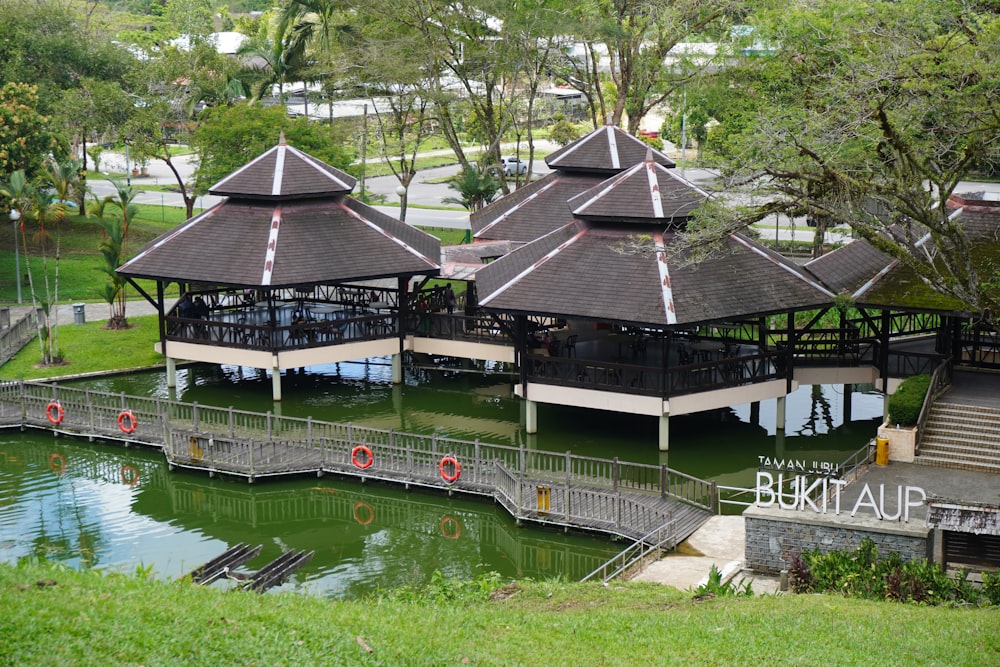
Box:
1 562 998 667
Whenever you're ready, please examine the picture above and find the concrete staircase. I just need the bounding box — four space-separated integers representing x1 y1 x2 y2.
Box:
916 402 1000 473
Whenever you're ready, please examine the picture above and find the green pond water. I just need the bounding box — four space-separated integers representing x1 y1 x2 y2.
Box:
0 360 885 597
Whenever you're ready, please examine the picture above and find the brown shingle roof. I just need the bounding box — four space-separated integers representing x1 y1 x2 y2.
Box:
471 172 608 242
209 134 356 200
545 124 675 173
476 224 833 326
568 156 709 226
119 196 439 288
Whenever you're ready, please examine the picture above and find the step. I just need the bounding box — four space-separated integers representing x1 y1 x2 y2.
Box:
917 447 1000 466
935 402 1000 418
914 455 1000 474
922 429 1000 447
925 413 1000 432
920 439 1000 456
920 434 1000 452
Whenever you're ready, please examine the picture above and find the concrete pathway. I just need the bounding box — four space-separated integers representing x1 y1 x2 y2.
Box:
632 516 781 594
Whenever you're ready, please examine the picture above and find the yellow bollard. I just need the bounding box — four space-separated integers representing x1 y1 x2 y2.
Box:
536 485 551 511
875 437 889 466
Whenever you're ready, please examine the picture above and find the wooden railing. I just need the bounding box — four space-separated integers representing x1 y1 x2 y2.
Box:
166 312 399 351
3 380 716 542
525 349 784 399
0 308 39 365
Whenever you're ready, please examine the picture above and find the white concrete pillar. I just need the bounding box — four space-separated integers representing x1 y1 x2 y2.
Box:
525 399 538 434
166 357 177 388
391 353 403 384
272 368 282 401
775 395 786 432
658 413 670 451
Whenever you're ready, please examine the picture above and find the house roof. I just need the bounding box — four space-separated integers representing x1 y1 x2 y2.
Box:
209 133 357 200
476 222 833 326
567 154 710 225
472 125 679 243
119 139 439 288
470 172 609 242
544 124 675 173
804 193 1000 313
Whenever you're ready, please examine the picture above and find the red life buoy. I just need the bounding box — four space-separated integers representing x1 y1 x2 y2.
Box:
351 444 373 469
45 401 64 425
48 452 67 474
439 455 461 483
120 465 140 487
353 501 374 525
439 515 462 539
117 410 137 434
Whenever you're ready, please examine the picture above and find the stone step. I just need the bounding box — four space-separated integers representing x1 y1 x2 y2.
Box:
914 454 1000 474
922 426 1000 445
919 441 1000 460
925 411 1000 429
935 402 1000 418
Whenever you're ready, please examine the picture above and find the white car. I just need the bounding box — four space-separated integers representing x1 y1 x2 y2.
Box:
500 156 528 176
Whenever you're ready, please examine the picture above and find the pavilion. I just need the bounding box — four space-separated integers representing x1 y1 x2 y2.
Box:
117 134 441 400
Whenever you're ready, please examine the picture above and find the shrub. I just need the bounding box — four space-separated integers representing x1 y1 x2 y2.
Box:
887 374 931 426
549 118 582 146
789 539 996 606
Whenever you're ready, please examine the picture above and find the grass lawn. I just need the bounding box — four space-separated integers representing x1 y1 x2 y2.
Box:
0 314 163 380
1 560 997 666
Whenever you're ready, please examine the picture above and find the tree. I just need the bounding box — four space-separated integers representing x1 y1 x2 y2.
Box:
191 104 353 193
556 0 737 133
91 196 129 329
0 83 59 181
683 0 1000 318
443 166 500 212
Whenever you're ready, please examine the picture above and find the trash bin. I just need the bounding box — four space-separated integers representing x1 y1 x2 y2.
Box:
536 485 551 512
72 303 86 325
875 437 889 466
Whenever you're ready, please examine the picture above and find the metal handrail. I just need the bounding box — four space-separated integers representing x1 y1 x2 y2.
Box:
914 357 953 454
580 520 676 584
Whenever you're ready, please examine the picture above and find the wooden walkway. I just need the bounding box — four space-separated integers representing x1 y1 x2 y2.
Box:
1 379 715 545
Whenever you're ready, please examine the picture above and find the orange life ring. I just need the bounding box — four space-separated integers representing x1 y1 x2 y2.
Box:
120 465 140 487
353 501 374 525
117 410 137 434
439 515 462 539
439 455 461 483
351 444 373 469
48 452 67 474
45 401 64 425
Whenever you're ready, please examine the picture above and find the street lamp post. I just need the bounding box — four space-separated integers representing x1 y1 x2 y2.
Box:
396 185 407 222
9 209 21 304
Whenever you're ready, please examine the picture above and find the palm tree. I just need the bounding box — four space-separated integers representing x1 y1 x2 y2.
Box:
442 166 500 212
103 180 139 327
89 195 128 328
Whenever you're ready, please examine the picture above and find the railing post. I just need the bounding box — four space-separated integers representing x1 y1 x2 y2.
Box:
228 407 235 440
710 480 718 514
660 464 667 499
474 438 480 484
86 389 95 439
266 411 272 440
193 402 199 430
613 457 619 492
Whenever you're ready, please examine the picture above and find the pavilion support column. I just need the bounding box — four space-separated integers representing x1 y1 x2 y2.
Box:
843 384 853 423
775 395 786 433
166 357 177 388
272 368 282 401
658 413 670 451
391 353 403 384
525 399 538 434
749 401 760 426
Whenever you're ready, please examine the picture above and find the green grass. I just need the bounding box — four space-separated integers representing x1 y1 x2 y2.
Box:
1 560 997 666
0 314 163 380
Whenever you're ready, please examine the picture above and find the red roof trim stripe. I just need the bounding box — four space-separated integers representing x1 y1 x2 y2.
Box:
607 126 620 170
647 162 664 218
654 233 676 324
475 178 564 238
261 208 281 285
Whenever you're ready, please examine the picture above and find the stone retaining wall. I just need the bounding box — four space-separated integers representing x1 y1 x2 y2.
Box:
744 505 933 574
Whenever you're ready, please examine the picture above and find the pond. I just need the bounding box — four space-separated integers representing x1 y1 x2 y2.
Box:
1 359 885 597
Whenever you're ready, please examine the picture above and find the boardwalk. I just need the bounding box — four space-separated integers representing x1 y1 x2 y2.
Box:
1 379 713 545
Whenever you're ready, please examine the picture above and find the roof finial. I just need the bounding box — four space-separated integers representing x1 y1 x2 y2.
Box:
645 147 654 163
278 130 287 146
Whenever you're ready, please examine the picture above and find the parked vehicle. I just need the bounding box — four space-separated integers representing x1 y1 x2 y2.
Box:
500 156 528 176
